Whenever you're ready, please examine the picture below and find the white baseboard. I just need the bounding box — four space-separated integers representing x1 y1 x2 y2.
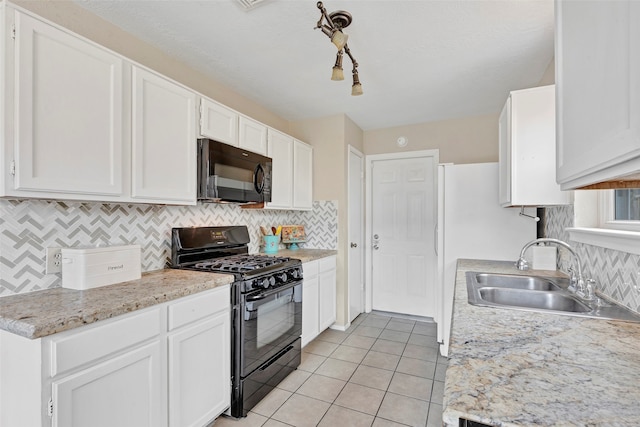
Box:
329 321 351 332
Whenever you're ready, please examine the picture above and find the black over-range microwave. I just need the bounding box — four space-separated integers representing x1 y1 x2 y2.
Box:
197 139 272 204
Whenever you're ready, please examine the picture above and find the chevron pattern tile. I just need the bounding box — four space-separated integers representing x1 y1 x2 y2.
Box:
0 200 337 296
545 205 640 314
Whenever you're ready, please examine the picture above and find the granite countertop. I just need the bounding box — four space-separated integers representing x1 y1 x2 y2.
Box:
0 269 233 340
443 259 640 426
261 248 338 263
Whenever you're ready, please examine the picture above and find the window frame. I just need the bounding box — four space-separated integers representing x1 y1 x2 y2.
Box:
598 189 640 232
568 189 640 256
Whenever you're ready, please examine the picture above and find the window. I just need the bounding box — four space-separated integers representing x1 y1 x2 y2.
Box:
614 189 640 220
569 189 640 256
599 189 640 232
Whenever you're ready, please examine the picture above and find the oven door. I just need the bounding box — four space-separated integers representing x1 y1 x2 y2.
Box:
240 280 302 377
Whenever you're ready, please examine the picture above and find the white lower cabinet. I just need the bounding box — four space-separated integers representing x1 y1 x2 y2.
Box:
302 256 337 347
0 286 230 427
52 341 164 427
318 256 337 331
302 261 320 347
168 312 230 427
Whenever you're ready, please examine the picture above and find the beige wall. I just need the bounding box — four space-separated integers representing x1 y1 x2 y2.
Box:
13 0 290 133
290 114 363 327
539 58 556 86
363 113 500 163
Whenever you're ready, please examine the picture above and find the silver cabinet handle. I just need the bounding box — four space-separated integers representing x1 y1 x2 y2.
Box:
350 242 358 248
373 244 379 250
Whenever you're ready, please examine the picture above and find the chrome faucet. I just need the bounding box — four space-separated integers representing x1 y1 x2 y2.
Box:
516 238 594 300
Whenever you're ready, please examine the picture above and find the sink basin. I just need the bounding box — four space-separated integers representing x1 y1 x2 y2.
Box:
474 273 562 291
478 288 590 312
465 271 640 322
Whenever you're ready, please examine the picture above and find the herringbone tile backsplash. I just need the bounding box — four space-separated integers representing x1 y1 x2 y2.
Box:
0 200 338 296
545 205 640 313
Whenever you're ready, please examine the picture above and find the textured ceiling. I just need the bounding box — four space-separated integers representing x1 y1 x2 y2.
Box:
73 0 554 131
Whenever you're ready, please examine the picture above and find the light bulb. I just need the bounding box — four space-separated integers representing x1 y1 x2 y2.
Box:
331 31 348 50
332 66 344 81
351 82 363 96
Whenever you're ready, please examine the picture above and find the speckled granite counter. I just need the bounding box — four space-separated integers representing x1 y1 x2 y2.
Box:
0 269 233 339
443 259 640 426
260 248 337 263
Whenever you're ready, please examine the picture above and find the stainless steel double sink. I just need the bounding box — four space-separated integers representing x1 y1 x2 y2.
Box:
466 272 640 322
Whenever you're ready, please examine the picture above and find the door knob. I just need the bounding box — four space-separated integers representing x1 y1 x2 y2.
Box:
350 242 358 248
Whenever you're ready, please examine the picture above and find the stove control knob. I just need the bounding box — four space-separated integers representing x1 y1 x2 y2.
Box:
290 269 300 279
260 277 273 289
277 273 288 283
267 277 276 288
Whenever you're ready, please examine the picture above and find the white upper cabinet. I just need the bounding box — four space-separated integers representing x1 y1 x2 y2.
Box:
293 140 313 210
265 130 313 210
4 8 197 205
199 98 238 146
499 85 569 207
556 0 640 189
10 10 124 197
131 66 196 203
239 116 268 156
266 129 294 208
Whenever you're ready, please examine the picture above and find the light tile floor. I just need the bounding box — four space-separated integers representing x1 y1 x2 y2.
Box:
213 312 447 427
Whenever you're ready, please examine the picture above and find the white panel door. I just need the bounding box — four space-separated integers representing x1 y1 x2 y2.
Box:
52 341 164 427
168 313 230 427
371 156 437 317
267 130 293 208
348 147 365 322
13 11 124 195
131 66 196 203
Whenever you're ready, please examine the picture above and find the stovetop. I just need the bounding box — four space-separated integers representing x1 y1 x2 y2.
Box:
193 254 292 273
171 226 303 293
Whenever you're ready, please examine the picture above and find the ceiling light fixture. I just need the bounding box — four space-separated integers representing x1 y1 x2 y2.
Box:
315 1 363 96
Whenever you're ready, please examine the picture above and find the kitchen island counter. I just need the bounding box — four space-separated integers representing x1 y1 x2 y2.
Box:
0 269 233 339
444 259 640 426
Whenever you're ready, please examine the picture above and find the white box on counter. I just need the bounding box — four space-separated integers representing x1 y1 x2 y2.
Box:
61 245 141 290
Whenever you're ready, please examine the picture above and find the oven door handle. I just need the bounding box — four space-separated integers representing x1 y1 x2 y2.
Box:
245 280 301 302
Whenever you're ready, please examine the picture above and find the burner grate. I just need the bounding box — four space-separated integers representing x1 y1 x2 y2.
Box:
194 254 290 273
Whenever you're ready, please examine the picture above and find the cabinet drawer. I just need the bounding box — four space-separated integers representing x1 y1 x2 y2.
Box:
319 256 336 272
303 260 319 277
168 287 229 332
50 308 162 377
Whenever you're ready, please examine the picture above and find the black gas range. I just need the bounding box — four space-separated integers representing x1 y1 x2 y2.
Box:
171 226 302 419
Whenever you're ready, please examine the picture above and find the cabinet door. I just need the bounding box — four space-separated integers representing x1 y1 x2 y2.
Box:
52 341 164 427
498 98 512 206
131 66 196 203
293 140 313 210
239 116 267 155
499 86 569 206
267 130 294 208
302 265 319 347
199 98 238 146
318 257 337 331
168 312 230 427
13 11 124 196
556 0 640 189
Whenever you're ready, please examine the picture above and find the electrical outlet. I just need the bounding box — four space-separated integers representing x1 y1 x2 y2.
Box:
46 247 62 274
